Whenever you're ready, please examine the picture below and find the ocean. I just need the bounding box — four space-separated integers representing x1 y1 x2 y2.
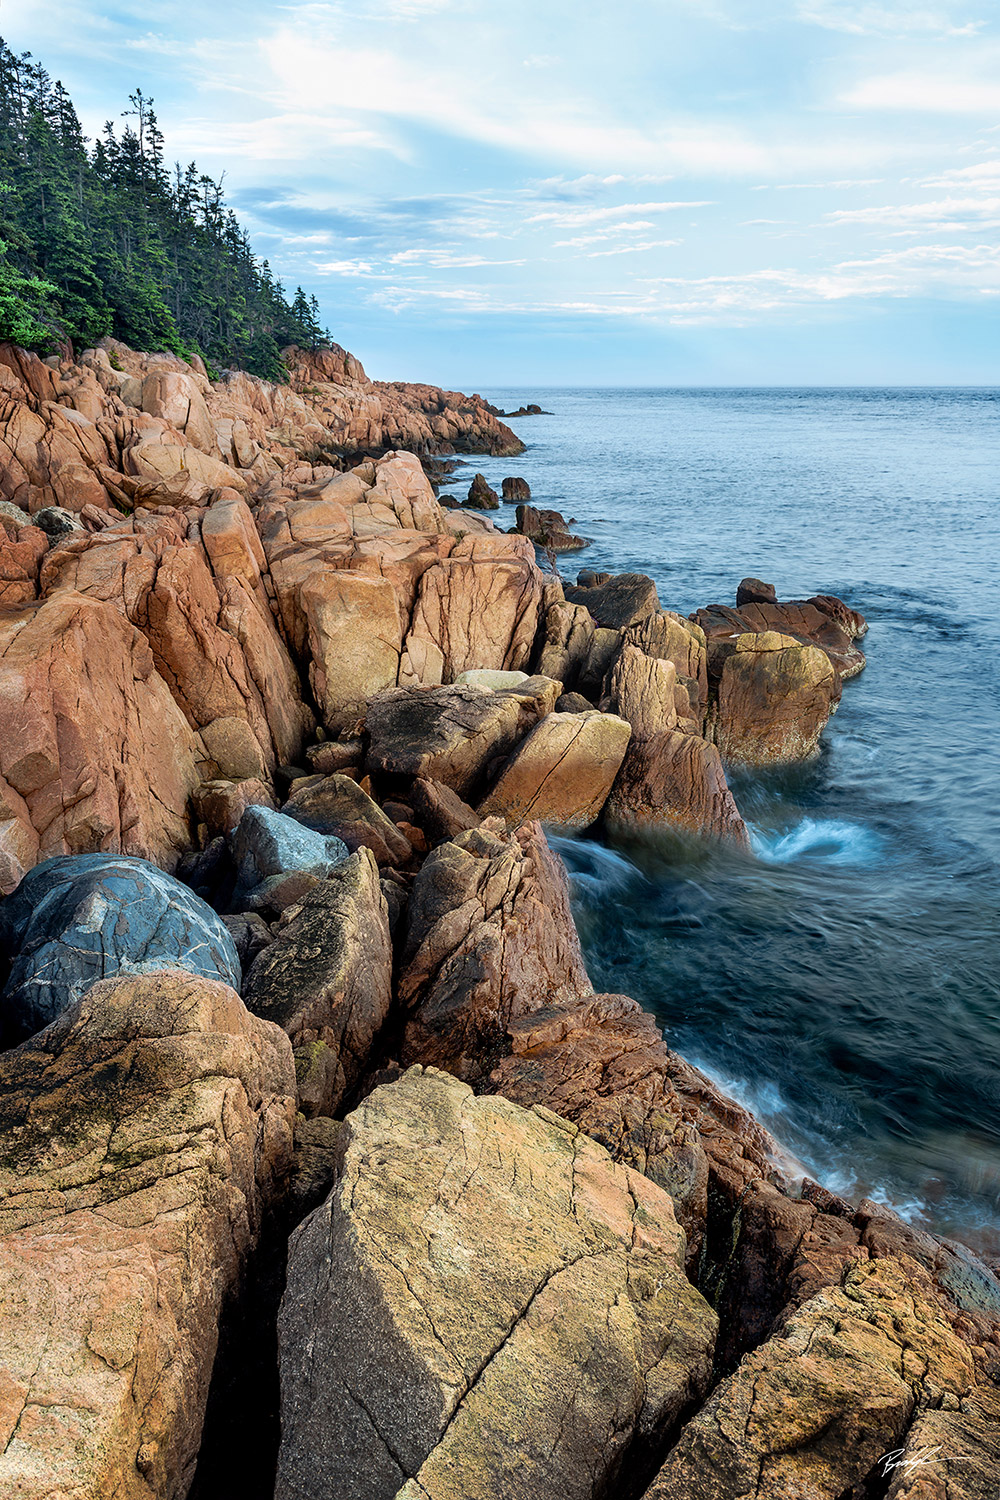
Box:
467 387 1000 1254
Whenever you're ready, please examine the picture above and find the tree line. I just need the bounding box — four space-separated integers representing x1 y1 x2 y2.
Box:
0 39 331 379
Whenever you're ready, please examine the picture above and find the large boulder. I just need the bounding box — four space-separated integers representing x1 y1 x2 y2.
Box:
365 682 551 801
275 1066 717 1500
0 854 240 1042
478 710 631 831
400 541 545 685
604 643 677 738
0 970 295 1500
564 571 660 629
283 773 413 867
0 593 204 889
301 571 402 732
643 1258 980 1500
603 729 750 849
694 594 866 680
229 805 348 910
399 821 592 1079
707 630 840 766
243 848 393 1117
622 611 708 726
533 600 596 690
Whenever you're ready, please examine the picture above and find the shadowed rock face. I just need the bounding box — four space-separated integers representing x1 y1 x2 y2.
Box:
0 854 241 1042
275 1066 718 1500
243 848 393 1118
0 970 295 1500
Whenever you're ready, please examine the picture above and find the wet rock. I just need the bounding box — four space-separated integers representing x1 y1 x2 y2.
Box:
275 1066 717 1500
603 728 750 849
409 778 482 844
0 970 295 1500
399 821 592 1080
244 849 392 1117
0 854 241 1042
643 1258 978 1500
707 630 840 766
466 471 499 508
283 773 413 866
695 595 866 680
564 571 660 629
365 684 528 800
229 805 348 911
736 575 777 607
501 475 530 502
479 710 632 831
514 503 587 552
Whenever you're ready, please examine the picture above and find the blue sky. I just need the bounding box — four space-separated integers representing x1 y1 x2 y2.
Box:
4 0 1000 384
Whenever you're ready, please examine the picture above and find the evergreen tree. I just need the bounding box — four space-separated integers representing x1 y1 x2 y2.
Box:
0 38 333 376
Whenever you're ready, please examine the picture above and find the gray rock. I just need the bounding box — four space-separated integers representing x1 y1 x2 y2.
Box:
0 854 241 1041
31 506 84 541
228 805 348 910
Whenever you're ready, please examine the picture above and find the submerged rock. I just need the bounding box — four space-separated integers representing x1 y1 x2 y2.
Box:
275 1066 717 1500
0 854 241 1041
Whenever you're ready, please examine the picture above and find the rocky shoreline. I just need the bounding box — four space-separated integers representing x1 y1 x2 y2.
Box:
0 336 997 1498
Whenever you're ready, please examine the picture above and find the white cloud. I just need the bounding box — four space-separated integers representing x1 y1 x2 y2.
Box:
796 2 984 36
528 201 713 228
827 194 1000 229
843 71 1000 112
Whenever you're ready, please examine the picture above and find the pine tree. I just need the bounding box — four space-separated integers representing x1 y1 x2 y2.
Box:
0 37 334 375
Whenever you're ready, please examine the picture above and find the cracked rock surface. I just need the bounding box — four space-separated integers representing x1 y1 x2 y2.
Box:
275 1065 718 1500
0 969 296 1500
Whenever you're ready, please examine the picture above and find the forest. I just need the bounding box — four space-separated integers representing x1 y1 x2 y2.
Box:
0 38 330 379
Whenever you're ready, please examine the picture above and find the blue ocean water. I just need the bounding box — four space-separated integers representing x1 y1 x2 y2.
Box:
468 388 1000 1253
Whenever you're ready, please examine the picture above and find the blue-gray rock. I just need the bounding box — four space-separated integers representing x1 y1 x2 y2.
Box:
0 854 241 1042
228 806 348 910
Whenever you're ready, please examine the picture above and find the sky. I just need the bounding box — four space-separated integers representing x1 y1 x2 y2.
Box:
3 0 1000 385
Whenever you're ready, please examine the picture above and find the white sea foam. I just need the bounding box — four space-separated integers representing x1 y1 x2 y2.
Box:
750 817 880 866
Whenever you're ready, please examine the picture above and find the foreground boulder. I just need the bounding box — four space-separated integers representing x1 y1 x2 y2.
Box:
243 849 393 1116
643 1257 981 1500
283 773 413 867
0 854 240 1042
479 710 631 831
0 970 295 1500
564 571 661 629
275 1066 717 1500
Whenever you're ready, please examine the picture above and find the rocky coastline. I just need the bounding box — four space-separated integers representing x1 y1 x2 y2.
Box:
0 335 998 1498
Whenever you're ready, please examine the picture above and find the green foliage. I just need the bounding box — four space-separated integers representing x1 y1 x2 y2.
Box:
0 41 333 376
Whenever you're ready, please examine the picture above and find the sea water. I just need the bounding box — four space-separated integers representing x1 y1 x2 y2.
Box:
468 387 1000 1253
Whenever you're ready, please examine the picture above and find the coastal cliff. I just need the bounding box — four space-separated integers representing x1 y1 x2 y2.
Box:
0 335 997 1499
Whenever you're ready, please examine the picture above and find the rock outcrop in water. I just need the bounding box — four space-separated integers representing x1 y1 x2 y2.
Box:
2 333 996 1499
